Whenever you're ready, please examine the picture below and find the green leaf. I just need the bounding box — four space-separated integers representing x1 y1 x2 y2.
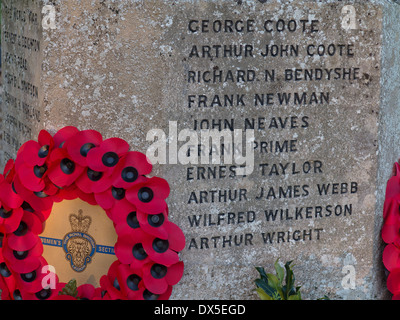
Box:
288 293 302 300
284 261 295 297
255 266 284 300
271 291 282 300
59 279 79 298
256 288 273 300
255 267 268 280
255 278 276 298
266 273 280 289
266 273 284 299
274 259 285 284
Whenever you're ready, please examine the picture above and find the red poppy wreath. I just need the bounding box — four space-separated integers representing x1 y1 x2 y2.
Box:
382 162 400 300
0 126 185 300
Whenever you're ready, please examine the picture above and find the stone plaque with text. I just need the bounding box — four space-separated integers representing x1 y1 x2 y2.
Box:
3 0 400 299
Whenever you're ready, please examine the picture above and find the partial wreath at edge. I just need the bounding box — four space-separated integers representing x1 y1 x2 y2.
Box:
382 161 400 300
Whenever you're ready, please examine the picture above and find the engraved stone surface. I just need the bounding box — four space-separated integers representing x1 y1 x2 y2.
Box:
2 0 400 299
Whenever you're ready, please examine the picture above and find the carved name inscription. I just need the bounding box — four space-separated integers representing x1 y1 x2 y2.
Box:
163 3 379 256
2 0 42 164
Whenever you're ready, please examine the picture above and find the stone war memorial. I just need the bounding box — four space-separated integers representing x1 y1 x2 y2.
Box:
1 0 400 301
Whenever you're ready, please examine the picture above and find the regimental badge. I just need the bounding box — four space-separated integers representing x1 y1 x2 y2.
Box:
62 209 96 272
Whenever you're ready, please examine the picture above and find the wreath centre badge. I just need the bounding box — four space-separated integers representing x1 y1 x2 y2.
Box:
63 209 96 272
39 198 118 287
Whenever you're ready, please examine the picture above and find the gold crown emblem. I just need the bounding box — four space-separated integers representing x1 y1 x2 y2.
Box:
69 209 92 233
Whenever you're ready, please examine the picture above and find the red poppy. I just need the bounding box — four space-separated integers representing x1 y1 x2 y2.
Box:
116 263 145 299
76 283 103 300
76 188 97 205
0 273 16 300
0 169 24 209
385 162 400 199
110 200 140 236
142 222 185 266
75 167 113 194
7 211 42 252
66 130 103 166
52 184 78 203
15 130 54 169
33 209 52 224
99 261 126 300
47 148 84 187
14 165 58 196
23 281 65 300
0 161 22 208
94 186 130 210
86 138 129 173
383 163 400 222
382 196 400 244
125 177 170 214
18 201 50 225
13 131 56 193
393 293 400 300
3 159 15 180
136 210 169 239
52 126 80 149
383 242 400 272
0 206 24 234
43 177 60 195
13 175 54 213
111 151 152 189
388 268 400 296
114 229 152 269
142 261 184 295
2 237 43 274
51 183 96 206
0 249 17 300
14 162 48 192
15 257 57 294
98 261 173 300
148 285 172 300
165 222 186 251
